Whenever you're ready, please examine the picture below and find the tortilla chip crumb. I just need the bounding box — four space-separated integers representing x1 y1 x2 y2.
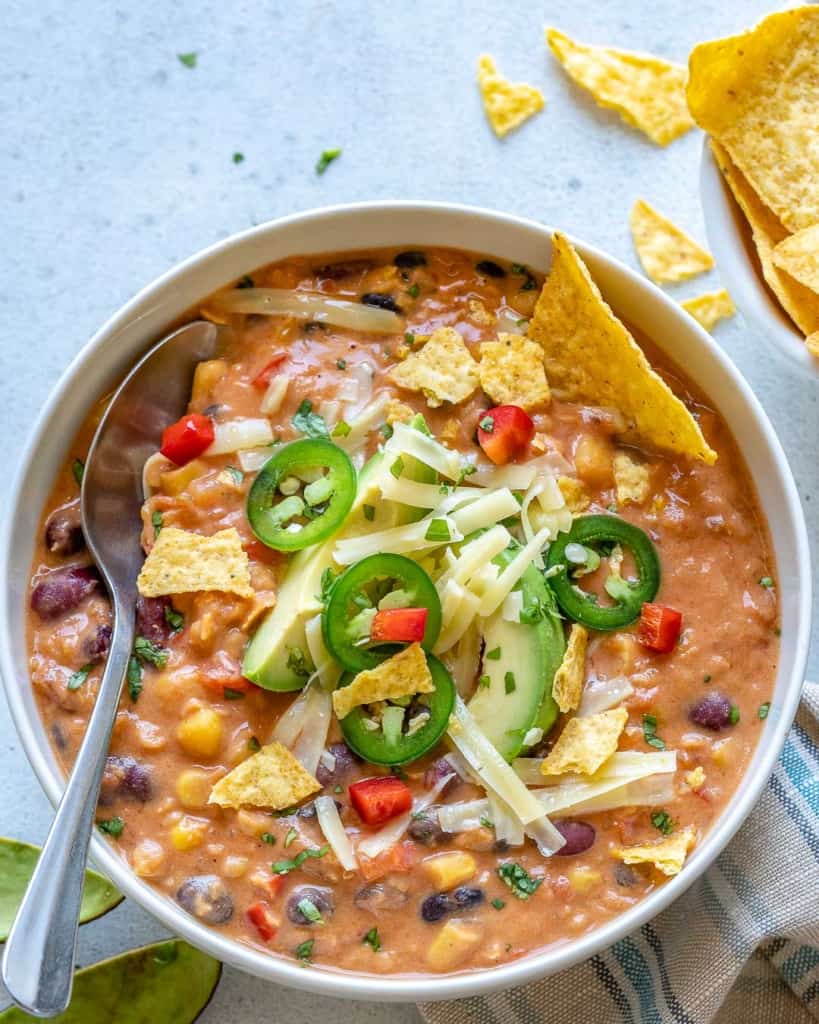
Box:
685 766 706 791
613 452 650 506
531 433 548 453
629 200 714 284
615 826 696 877
681 289 736 333
137 526 253 599
528 232 717 464
332 643 434 720
541 707 628 776
468 299 496 326
479 333 551 411
208 740 320 810
385 400 416 426
558 476 591 514
545 28 693 147
440 418 460 443
553 624 588 713
477 54 545 139
772 225 819 294
389 327 479 408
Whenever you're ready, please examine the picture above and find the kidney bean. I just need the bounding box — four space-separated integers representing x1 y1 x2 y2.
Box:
100 755 153 803
393 251 427 269
83 624 112 662
315 743 359 787
423 758 460 796
361 292 402 314
135 595 175 644
688 692 733 731
286 885 334 925
31 566 99 619
45 500 84 556
554 820 596 856
354 882 408 914
176 875 234 924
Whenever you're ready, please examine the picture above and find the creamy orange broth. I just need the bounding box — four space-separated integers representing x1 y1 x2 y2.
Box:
27 246 778 976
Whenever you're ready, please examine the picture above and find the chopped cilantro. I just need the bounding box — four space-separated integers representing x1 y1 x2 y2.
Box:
642 713 666 750
478 674 491 689
758 702 771 720
363 927 381 952
272 845 330 875
151 510 164 537
164 604 184 633
237 275 255 289
319 567 337 604
292 399 329 438
72 458 85 486
729 704 740 725
295 939 315 962
519 595 547 625
333 784 343 794
363 504 376 522
315 148 342 175
247 736 261 752
297 897 323 924
177 52 198 68
232 152 245 164
67 664 93 691
497 862 542 900
380 422 394 440
286 647 310 678
479 415 495 433
336 358 347 370
404 332 415 346
97 817 124 838
491 898 506 910
407 283 420 299
133 636 169 668
504 671 516 694
479 815 494 830
261 832 276 845
224 465 244 485
703 674 712 684
126 656 142 703
223 687 245 700
759 576 774 589
425 518 451 543
331 420 352 438
651 810 674 835
486 646 502 661
455 465 477 486
284 827 297 848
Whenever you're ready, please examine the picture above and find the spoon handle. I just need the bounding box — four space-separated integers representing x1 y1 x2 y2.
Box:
1 599 134 1017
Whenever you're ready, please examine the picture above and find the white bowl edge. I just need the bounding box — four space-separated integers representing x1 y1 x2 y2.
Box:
0 201 812 1003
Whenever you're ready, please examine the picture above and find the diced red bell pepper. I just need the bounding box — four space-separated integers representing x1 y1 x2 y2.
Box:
477 405 534 465
349 776 413 826
370 607 427 644
247 900 278 942
160 413 214 466
252 354 288 389
639 602 683 653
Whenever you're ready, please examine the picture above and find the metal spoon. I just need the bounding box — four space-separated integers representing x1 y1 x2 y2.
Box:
1 320 221 1017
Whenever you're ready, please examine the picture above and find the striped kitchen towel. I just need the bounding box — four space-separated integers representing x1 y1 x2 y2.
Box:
419 681 819 1024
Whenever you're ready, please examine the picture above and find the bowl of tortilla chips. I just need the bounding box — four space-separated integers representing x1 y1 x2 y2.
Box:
691 6 819 377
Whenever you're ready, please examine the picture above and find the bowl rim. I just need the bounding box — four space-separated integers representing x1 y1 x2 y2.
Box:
699 139 819 380
0 199 811 1003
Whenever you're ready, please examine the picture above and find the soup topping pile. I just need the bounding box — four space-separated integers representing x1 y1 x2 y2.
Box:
28 237 777 975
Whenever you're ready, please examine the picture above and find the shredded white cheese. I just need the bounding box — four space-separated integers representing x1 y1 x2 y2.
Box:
315 795 357 871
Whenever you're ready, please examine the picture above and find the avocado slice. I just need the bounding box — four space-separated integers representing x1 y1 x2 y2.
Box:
467 551 565 760
242 444 436 691
0 940 221 1023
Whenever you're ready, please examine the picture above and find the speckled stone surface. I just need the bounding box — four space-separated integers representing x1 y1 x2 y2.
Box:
0 1 815 1020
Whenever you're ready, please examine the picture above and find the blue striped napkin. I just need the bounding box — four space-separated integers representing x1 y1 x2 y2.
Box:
420 681 819 1024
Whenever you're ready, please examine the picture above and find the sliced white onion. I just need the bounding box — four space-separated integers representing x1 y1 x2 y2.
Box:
356 774 451 860
577 676 635 717
315 795 357 871
260 375 289 416
207 418 274 455
214 288 402 334
238 446 275 473
142 451 173 499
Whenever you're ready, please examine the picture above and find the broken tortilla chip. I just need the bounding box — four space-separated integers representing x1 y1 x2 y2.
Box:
332 643 434 720
613 451 650 505
553 624 588 714
541 707 628 776
557 476 590 514
546 28 693 147
687 6 819 234
389 326 479 408
711 141 819 338
772 225 819 295
807 333 819 359
629 200 714 284
208 741 320 810
479 333 550 411
528 233 717 464
615 826 696 877
477 54 545 139
137 526 253 598
680 289 736 333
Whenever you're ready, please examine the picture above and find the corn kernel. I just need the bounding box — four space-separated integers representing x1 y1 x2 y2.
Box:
711 737 735 768
222 855 249 879
567 865 602 894
132 839 166 878
170 816 209 851
426 920 482 971
192 359 228 404
236 809 273 838
176 768 214 808
573 434 614 488
685 766 706 791
176 707 223 758
421 851 477 891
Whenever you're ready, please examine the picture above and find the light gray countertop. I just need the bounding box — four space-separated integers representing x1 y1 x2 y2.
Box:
1 1 815 1020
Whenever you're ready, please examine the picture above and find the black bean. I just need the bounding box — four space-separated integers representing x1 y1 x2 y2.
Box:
286 885 334 925
51 723 67 750
176 875 234 924
297 798 343 820
423 758 459 796
614 863 638 887
31 566 99 619
554 820 596 856
420 893 452 923
83 624 111 662
135 595 175 644
689 693 733 731
476 259 506 278
101 755 153 803
394 251 427 269
451 886 484 909
316 743 359 787
45 501 84 556
354 882 409 914
407 810 446 846
361 292 402 314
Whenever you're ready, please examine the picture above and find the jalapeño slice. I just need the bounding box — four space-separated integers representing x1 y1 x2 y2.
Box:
338 654 455 766
247 439 356 552
322 553 441 672
546 514 660 630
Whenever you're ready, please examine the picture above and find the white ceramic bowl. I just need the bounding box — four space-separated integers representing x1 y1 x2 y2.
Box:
700 140 819 380
0 202 811 1003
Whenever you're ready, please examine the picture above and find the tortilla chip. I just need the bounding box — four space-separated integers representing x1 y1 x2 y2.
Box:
528 233 717 464
772 225 819 295
208 741 320 810
557 476 590 514
541 707 628 776
389 327 479 408
137 526 253 598
613 452 650 506
807 333 819 359
332 643 434 720
680 289 736 333
553 624 588 713
479 333 551 411
546 28 693 147
629 200 714 283
477 55 545 139
468 299 496 326
712 141 819 338
385 400 415 425
615 826 696 877
687 7 819 233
